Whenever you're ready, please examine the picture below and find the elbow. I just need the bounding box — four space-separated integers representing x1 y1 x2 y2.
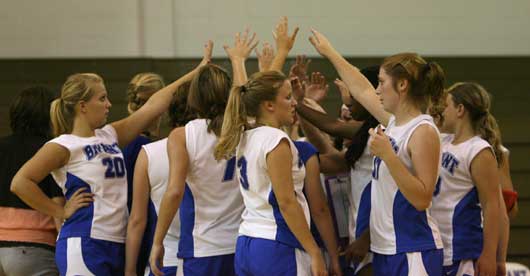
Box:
127 213 147 230
277 196 299 212
10 175 23 196
412 198 431 212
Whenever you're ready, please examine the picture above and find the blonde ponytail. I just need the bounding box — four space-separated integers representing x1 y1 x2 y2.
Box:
214 86 247 160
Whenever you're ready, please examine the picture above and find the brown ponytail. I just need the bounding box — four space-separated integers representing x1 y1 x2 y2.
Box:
382 53 446 112
448 82 504 166
214 71 288 160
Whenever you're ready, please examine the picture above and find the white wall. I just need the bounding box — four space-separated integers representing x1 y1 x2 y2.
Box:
1 0 529 58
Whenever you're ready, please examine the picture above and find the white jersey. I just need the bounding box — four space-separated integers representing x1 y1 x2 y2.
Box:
143 138 179 267
370 115 443 255
431 135 491 265
48 125 127 243
180 119 243 258
237 126 310 249
348 144 373 241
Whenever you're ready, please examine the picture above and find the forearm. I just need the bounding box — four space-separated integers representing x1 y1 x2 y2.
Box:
311 205 339 259
383 154 432 210
296 103 357 139
481 200 500 259
270 50 289 73
279 198 321 256
125 217 148 273
11 177 64 219
153 190 182 245
231 58 248 86
299 118 335 154
497 191 509 263
326 51 390 125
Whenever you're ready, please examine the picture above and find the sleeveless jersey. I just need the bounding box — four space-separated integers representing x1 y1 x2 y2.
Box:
431 135 492 265
179 119 243 258
370 115 443 254
48 125 127 243
237 126 310 249
143 138 180 266
349 144 373 241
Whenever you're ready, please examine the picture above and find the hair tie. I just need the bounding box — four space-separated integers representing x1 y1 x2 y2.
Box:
240 85 247 94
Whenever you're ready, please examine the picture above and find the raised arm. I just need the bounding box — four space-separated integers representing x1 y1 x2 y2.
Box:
149 127 189 276
267 139 327 276
11 143 93 220
293 76 362 139
308 29 391 125
112 41 213 147
224 28 259 86
270 17 299 73
125 148 151 276
304 155 342 276
471 149 501 276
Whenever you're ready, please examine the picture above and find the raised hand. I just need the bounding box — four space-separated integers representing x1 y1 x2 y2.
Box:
273 16 299 54
308 28 336 57
289 55 311 83
255 42 275 72
198 40 213 67
334 78 354 106
223 27 259 62
63 187 93 220
290 77 306 102
306 72 329 103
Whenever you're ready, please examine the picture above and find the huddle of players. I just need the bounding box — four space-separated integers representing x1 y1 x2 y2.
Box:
11 17 514 276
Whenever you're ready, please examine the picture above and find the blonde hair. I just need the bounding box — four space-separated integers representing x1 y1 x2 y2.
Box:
447 82 504 166
382 53 445 112
50 73 103 137
214 71 287 160
127 72 165 114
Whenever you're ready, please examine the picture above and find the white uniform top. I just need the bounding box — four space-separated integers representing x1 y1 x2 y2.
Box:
370 115 443 255
179 119 243 258
431 135 491 265
48 125 127 243
237 126 310 249
348 144 373 241
143 138 179 266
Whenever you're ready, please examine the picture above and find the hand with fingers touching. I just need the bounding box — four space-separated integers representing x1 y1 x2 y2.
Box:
289 55 311 83
305 72 329 103
223 28 259 62
290 76 306 102
310 252 329 276
63 187 94 220
272 16 300 54
308 29 336 58
334 78 354 107
149 244 165 276
255 42 275 72
368 126 395 161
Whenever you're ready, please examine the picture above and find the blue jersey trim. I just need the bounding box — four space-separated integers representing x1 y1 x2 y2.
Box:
178 183 195 258
268 191 303 249
393 191 437 253
59 173 94 239
355 181 372 239
452 187 482 262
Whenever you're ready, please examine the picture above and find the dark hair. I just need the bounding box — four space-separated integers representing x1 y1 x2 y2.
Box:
345 66 380 168
9 86 55 137
168 81 196 128
382 53 445 113
187 64 232 136
448 82 504 166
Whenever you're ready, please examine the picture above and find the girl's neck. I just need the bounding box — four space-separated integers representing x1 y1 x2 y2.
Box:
71 117 96 137
255 117 280 129
393 103 422 126
452 120 475 145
